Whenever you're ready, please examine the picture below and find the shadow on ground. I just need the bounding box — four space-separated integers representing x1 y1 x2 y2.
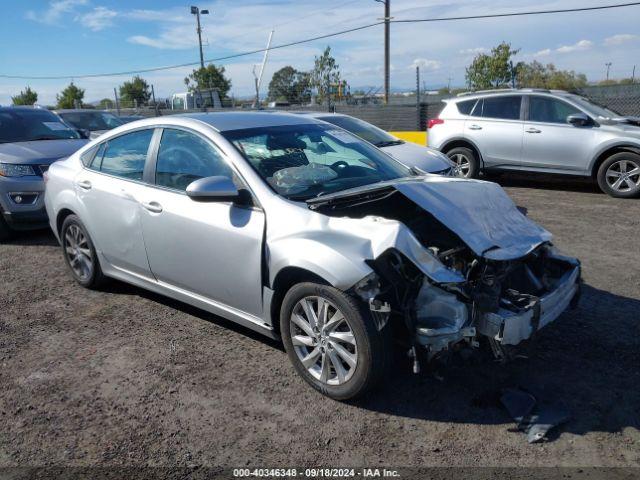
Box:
485 171 602 194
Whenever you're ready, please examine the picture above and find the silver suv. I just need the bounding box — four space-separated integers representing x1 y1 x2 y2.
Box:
428 89 640 198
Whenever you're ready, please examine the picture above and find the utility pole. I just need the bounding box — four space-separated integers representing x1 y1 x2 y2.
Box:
416 66 420 130
632 65 636 84
605 62 612 81
191 6 210 69
113 88 120 115
375 0 391 104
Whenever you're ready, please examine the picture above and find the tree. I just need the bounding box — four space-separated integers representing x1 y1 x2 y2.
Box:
11 86 38 105
516 61 588 90
465 42 520 90
56 82 85 109
184 64 232 98
268 66 311 104
97 98 115 109
310 46 343 106
119 76 151 106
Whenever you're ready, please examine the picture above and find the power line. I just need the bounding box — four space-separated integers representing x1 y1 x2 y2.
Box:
2 1 640 80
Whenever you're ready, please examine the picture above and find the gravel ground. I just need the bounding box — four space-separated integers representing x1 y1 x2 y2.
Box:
1 175 639 472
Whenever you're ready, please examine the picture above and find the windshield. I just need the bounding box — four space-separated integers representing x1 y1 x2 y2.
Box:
0 109 81 143
316 115 402 147
58 111 124 131
566 95 621 118
223 123 411 200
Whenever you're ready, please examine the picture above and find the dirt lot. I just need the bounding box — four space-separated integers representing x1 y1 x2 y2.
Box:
1 175 639 472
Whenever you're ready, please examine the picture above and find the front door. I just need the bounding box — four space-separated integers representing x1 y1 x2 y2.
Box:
138 127 265 317
521 95 596 173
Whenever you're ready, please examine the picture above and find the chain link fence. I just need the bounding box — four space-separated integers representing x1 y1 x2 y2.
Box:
99 83 640 132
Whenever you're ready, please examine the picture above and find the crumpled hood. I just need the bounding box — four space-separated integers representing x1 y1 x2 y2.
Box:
383 141 453 173
309 176 552 261
0 139 87 165
396 178 552 260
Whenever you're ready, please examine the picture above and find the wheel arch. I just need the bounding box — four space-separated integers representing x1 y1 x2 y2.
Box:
440 137 484 168
590 144 640 178
269 266 331 336
56 208 76 235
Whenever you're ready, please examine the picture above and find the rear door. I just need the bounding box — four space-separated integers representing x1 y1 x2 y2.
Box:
75 128 155 278
521 95 596 173
138 127 266 317
464 95 524 169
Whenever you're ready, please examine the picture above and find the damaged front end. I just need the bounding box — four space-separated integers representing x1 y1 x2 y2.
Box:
308 177 581 366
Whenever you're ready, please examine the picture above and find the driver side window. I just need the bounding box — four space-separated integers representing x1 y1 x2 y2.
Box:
155 128 233 191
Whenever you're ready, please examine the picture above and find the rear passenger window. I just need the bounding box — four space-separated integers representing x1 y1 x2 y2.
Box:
456 99 477 115
80 145 99 167
97 130 153 180
481 96 522 120
155 128 233 191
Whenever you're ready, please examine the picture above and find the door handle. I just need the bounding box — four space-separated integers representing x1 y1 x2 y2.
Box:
141 201 163 213
526 128 542 134
468 124 482 130
76 180 92 190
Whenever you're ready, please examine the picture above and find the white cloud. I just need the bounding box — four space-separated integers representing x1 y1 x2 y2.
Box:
556 39 593 53
409 58 441 71
26 0 87 25
533 48 552 57
459 47 488 55
76 7 117 31
604 34 639 46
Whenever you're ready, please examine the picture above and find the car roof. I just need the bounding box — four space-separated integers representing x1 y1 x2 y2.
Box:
290 111 347 119
448 88 575 102
179 111 323 132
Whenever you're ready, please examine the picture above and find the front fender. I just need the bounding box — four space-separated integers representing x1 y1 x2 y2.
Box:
588 138 640 173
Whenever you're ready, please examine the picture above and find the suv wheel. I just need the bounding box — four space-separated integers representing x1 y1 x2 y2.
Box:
446 147 480 178
597 152 640 198
280 282 390 400
61 214 107 288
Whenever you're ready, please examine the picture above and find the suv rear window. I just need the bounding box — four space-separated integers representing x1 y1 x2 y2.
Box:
456 99 477 115
480 96 522 120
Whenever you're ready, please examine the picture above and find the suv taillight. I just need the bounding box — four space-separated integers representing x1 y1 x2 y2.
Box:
428 118 444 129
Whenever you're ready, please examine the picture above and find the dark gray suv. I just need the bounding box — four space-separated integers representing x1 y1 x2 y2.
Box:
428 89 640 198
0 107 87 240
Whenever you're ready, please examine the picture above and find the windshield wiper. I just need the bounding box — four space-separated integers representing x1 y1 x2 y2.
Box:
375 140 404 147
31 135 70 141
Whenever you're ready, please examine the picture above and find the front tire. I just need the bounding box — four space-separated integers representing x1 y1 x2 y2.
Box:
60 214 107 289
446 146 480 178
280 282 390 400
597 152 640 198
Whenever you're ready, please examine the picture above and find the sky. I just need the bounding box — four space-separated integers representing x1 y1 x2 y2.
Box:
0 0 639 105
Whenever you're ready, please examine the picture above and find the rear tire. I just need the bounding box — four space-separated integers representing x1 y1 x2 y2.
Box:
280 282 390 400
446 146 480 178
60 214 107 289
597 152 640 198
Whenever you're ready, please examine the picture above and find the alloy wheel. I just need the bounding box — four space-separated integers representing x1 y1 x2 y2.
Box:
289 296 358 386
606 159 640 193
64 224 93 281
451 153 471 177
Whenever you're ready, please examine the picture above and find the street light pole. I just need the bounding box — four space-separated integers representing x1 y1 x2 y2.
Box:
191 6 210 69
605 62 612 81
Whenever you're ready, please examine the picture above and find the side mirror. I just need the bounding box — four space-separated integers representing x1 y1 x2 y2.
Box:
77 128 91 139
567 113 590 127
186 176 239 202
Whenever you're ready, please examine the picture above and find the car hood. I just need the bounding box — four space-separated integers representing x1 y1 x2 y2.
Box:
308 177 552 261
0 139 88 165
382 141 453 172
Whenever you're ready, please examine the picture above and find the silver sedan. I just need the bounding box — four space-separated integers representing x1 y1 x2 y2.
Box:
45 112 581 400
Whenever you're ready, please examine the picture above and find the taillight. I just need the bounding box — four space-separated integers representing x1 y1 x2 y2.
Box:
428 118 444 129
